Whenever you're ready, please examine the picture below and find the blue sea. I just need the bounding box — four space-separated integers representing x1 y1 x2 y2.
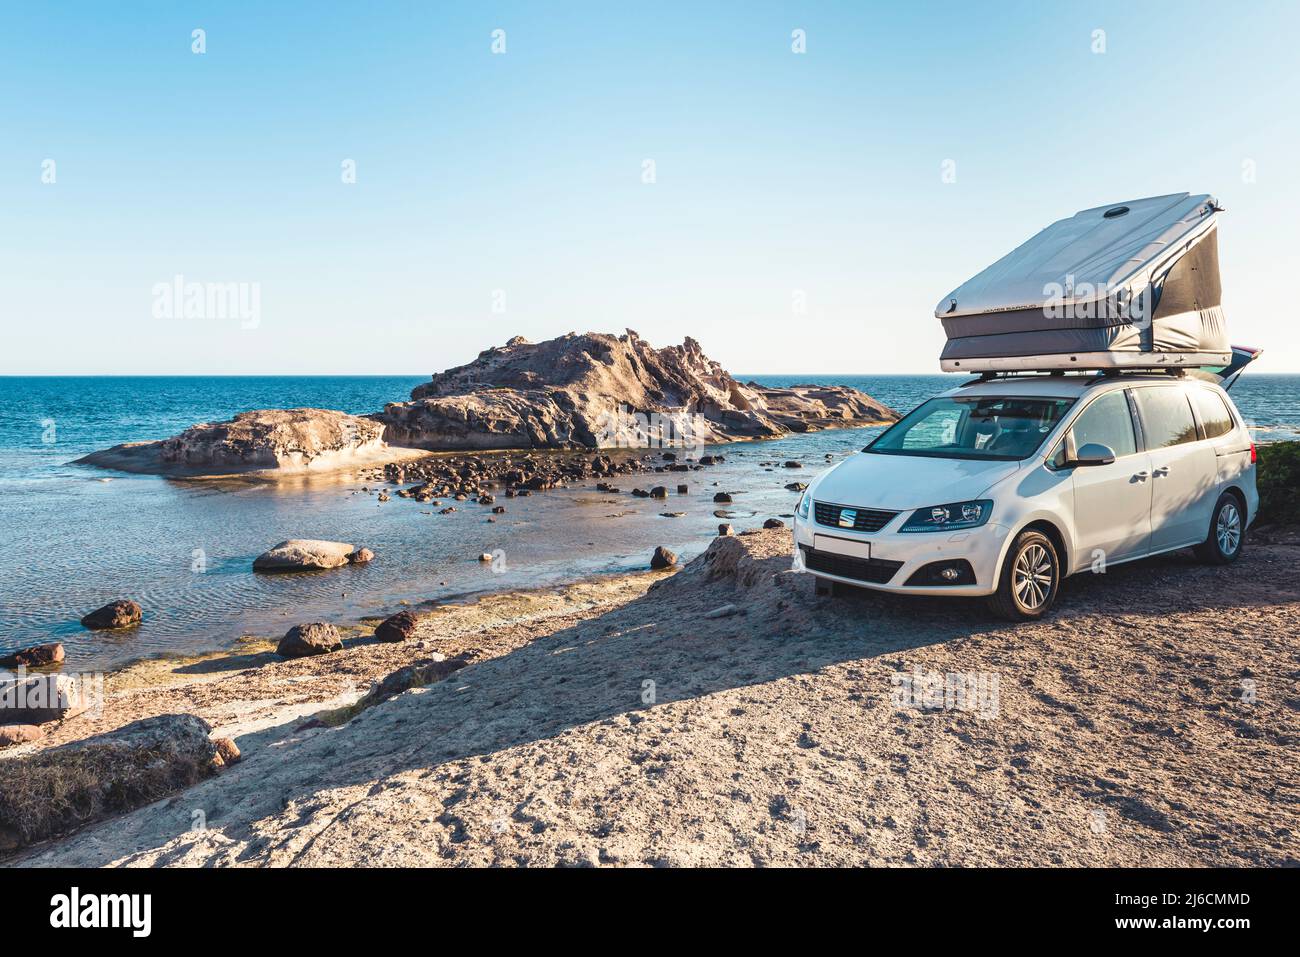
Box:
2 373 1297 669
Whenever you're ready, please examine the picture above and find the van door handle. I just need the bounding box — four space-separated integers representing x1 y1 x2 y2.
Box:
1133 471 1149 482
1153 466 1170 477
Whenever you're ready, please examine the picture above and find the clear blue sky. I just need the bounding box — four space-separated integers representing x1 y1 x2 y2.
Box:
2 1 1297 375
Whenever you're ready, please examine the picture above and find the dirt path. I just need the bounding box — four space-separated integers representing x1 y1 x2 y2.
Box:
8 528 1299 867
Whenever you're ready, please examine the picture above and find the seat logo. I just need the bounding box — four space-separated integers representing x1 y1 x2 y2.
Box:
838 508 857 528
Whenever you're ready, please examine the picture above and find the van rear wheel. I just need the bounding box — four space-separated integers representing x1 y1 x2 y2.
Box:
1194 492 1245 564
987 529 1059 621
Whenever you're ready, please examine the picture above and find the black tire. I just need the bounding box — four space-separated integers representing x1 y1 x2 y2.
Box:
1193 492 1246 564
986 529 1060 621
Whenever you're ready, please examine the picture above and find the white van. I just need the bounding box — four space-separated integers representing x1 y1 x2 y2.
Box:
792 372 1258 619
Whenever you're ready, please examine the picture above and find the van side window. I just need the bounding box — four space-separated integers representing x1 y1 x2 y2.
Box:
1133 386 1198 449
1190 388 1236 439
1070 390 1136 457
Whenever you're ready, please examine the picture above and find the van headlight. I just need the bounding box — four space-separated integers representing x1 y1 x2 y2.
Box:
899 499 992 532
796 492 812 521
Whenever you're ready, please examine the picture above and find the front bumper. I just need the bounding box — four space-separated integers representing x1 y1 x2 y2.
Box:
793 512 1009 596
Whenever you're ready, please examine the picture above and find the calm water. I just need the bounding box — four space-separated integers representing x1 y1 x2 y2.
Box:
1 373 1296 669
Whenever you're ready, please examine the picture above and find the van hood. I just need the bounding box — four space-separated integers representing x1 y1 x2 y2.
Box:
808 452 1019 512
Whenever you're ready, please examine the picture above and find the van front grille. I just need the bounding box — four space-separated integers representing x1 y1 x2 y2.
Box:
814 501 898 532
800 545 903 584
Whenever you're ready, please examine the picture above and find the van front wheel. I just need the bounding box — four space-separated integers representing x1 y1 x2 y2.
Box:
986 529 1060 621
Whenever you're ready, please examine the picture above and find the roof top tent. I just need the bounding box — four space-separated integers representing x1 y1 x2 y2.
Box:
936 193 1231 373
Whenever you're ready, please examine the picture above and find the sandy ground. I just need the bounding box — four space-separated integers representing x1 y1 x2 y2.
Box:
7 527 1299 867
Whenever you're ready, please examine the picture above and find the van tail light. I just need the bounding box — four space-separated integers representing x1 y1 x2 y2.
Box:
1250 442 1257 464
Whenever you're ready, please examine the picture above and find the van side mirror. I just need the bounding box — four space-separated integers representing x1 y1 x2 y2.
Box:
1072 442 1115 466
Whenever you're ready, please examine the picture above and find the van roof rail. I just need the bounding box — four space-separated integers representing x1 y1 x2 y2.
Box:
960 368 1188 387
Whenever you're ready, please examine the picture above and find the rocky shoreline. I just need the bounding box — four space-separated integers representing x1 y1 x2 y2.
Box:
75 332 898 479
5 526 1299 866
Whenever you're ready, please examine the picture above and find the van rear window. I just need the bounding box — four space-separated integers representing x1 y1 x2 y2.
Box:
1190 388 1236 440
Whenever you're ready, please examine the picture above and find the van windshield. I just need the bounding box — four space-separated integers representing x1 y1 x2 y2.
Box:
866 395 1075 461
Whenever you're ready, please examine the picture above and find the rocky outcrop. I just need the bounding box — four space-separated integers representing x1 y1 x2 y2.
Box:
253 540 373 573
80 600 142 630
376 331 897 450
78 409 427 477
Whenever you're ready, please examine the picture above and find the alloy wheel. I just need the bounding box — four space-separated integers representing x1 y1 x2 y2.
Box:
1012 542 1053 610
1216 501 1242 556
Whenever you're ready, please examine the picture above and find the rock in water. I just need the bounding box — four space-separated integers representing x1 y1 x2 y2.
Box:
77 408 420 477
650 546 678 570
80 600 141 630
376 331 898 450
277 623 343 658
713 492 733 503
763 518 786 529
374 611 419 643
253 540 373 572
718 524 735 536
0 643 64 668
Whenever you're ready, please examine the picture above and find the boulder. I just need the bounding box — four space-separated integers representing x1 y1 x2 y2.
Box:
763 518 786 529
212 737 241 767
713 492 733 503
650 546 678 570
0 643 64 669
0 714 221 853
374 611 419 643
80 600 141 630
253 540 372 573
718 524 735 536
650 486 668 499
0 724 45 748
0 673 92 725
277 623 343 658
